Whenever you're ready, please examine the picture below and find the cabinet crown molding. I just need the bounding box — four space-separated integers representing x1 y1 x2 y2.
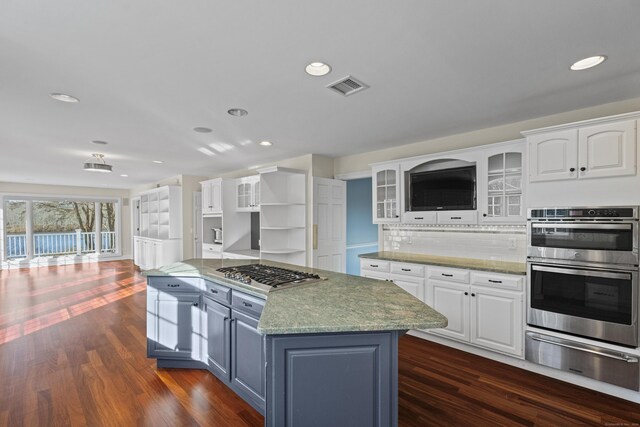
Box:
521 111 640 136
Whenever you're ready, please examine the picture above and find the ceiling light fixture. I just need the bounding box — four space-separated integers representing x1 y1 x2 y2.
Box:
49 93 80 103
570 55 607 71
152 160 164 164
91 140 108 145
120 174 128 177
259 141 273 146
193 127 212 133
197 147 216 157
227 108 248 117
305 62 331 76
83 153 113 173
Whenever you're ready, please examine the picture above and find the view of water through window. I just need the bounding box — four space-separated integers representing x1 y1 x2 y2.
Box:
4 199 118 259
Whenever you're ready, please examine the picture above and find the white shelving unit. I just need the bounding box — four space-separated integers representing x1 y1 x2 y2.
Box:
134 185 183 269
258 166 307 266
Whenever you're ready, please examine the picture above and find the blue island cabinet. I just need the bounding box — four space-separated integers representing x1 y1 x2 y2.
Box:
265 330 402 427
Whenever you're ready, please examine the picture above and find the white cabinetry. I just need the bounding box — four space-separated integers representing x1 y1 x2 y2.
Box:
139 186 182 240
259 167 306 266
135 185 183 270
527 119 637 182
134 236 182 270
372 165 400 224
479 140 526 223
426 267 524 357
202 178 223 215
236 176 260 212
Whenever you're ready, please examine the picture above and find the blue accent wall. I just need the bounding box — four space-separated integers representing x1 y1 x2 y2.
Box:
346 178 378 275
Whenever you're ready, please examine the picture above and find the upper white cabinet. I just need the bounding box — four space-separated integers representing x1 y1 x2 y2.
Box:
236 175 260 212
202 178 223 215
372 165 400 224
527 118 637 182
479 141 526 223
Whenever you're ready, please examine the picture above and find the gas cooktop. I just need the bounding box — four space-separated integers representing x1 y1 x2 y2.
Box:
216 264 325 289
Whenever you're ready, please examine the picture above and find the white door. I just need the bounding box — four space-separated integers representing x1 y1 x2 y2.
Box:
193 192 202 258
578 120 637 180
470 287 523 356
313 177 346 273
528 129 578 182
427 280 470 341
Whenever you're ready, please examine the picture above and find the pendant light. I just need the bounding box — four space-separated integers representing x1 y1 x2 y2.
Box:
83 153 113 173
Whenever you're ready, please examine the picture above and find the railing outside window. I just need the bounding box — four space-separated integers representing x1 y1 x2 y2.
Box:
6 231 117 259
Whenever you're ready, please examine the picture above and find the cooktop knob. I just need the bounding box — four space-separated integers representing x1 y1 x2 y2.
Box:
588 209 596 216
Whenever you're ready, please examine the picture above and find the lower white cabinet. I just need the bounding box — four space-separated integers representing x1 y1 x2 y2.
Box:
361 257 525 357
134 236 183 270
427 273 524 357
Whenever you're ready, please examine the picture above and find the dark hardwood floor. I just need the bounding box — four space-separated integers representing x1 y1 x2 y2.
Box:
0 260 638 426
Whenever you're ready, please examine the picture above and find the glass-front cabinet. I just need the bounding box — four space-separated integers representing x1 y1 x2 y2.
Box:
480 142 526 224
372 165 400 223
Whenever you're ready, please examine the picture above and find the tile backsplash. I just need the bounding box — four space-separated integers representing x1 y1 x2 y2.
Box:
382 224 526 263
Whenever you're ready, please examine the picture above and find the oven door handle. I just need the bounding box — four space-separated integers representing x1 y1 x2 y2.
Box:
531 265 631 280
530 223 632 230
530 335 639 363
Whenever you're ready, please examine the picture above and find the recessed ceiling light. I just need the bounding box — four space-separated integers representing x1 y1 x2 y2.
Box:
193 127 212 133
120 174 128 177
152 160 164 164
259 141 273 146
49 93 80 103
227 108 248 117
305 62 331 76
91 140 108 145
570 55 607 71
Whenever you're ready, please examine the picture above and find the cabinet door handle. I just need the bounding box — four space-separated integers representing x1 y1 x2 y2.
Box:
569 168 575 172
450 216 462 220
580 167 586 172
464 292 469 296
441 273 453 277
223 316 229 321
210 289 218 293
471 293 476 297
401 268 411 272
192 302 199 307
168 284 180 287
242 301 253 307
483 213 487 217
415 217 424 220
488 279 502 284
370 264 379 268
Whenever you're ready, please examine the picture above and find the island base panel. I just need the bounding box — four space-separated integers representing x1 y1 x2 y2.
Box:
266 331 403 427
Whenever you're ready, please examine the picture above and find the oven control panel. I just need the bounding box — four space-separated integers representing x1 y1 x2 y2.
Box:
529 207 637 220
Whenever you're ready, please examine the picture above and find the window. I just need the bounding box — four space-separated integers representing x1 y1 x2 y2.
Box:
2 196 121 262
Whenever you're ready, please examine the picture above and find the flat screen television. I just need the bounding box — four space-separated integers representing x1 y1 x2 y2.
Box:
409 165 476 211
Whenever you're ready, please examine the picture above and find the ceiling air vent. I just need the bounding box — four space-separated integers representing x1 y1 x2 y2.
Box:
327 76 368 96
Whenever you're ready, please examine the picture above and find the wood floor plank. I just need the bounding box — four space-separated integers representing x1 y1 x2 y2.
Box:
1 260 639 426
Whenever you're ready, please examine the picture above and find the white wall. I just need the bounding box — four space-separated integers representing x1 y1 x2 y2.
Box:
0 181 131 260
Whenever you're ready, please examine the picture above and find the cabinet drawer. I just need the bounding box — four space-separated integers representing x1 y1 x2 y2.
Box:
428 267 469 284
204 280 232 304
471 272 523 291
203 243 222 253
390 262 425 278
360 259 390 272
437 211 477 225
147 276 203 292
232 292 265 319
403 211 436 224
362 271 390 281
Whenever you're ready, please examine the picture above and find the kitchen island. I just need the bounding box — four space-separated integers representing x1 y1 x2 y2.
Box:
144 259 447 427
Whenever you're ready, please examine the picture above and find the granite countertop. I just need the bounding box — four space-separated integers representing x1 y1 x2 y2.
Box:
144 259 448 335
359 251 527 275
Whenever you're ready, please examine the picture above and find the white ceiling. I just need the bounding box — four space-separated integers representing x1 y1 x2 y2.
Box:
1 0 639 189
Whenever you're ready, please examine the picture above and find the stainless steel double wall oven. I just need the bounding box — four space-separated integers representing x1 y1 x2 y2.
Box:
526 206 640 390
